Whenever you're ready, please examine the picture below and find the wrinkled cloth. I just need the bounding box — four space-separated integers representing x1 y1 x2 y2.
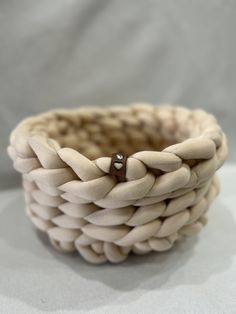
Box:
0 0 236 189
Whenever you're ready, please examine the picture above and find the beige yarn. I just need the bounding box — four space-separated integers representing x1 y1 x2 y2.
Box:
8 104 227 264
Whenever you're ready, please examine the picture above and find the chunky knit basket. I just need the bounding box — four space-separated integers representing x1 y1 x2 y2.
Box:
8 104 227 264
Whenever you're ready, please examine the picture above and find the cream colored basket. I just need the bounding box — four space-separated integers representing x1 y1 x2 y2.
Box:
8 104 227 264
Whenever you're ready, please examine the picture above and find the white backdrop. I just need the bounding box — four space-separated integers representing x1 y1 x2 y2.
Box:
0 0 235 189
0 2 236 313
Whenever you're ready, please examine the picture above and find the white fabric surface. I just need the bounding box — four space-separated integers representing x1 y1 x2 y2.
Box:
0 163 235 314
0 0 236 190
0 1 235 312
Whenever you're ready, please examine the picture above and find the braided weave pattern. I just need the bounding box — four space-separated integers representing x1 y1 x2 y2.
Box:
8 104 227 263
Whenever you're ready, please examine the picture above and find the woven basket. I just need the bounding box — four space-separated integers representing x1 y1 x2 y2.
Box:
8 104 227 264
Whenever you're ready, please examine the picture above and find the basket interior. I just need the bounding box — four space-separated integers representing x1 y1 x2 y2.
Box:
31 106 198 160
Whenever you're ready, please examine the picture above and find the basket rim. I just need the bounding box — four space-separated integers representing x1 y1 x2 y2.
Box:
9 103 226 158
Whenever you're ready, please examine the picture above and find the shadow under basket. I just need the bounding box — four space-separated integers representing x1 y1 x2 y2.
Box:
8 104 228 264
